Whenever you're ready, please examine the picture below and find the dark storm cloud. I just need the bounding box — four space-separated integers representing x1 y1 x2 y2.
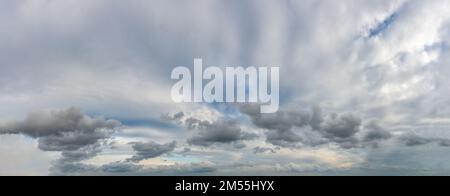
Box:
127 141 176 162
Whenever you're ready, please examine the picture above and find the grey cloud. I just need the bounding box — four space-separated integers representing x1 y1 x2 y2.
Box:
321 113 362 139
100 162 143 173
400 134 433 146
240 104 322 147
439 140 450 147
127 141 176 162
0 107 121 173
363 121 392 142
51 161 141 176
399 133 450 147
319 113 362 149
167 112 258 147
253 147 277 154
358 121 393 148
135 162 217 175
52 161 217 176
173 112 185 120
265 129 303 148
50 162 98 176
2 0 450 175
232 142 247 149
0 107 120 151
181 147 191 154
162 112 185 122
240 104 363 148
37 132 108 152
59 144 102 163
186 119 258 147
240 104 312 132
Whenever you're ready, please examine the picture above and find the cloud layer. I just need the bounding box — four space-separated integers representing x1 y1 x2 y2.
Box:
2 0 450 175
0 108 121 174
127 141 176 162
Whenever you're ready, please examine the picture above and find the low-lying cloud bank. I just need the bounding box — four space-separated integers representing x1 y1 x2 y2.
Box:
239 104 392 149
0 108 121 173
127 141 177 162
164 103 450 151
2 105 450 175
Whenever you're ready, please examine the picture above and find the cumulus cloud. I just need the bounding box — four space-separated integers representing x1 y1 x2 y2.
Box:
127 141 176 162
187 119 258 147
3 108 112 133
3 0 450 175
167 112 258 147
363 121 392 142
240 104 367 148
0 107 121 173
241 103 450 150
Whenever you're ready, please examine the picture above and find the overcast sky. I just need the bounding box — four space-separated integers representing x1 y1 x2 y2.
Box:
2 0 450 175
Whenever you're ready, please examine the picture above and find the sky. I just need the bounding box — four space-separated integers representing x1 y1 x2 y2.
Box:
1 0 450 176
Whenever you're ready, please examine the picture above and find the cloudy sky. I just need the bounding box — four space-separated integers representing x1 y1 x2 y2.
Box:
2 0 450 176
